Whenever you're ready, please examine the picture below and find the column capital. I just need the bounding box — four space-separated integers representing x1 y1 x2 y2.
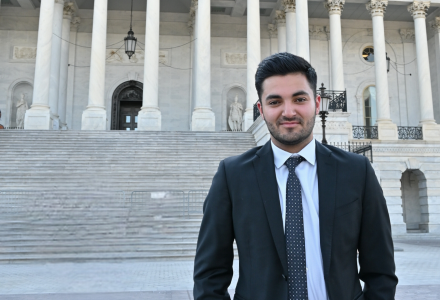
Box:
191 0 198 10
408 1 430 19
71 17 81 31
283 0 296 13
309 25 329 40
55 0 66 4
275 10 286 26
399 28 415 42
366 0 388 17
188 7 196 35
268 23 278 38
431 16 440 33
325 0 345 15
63 2 75 20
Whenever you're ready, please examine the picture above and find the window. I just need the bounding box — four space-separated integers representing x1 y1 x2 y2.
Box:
362 47 375 62
363 86 377 126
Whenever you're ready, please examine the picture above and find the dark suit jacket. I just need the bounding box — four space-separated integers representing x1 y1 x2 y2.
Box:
194 141 398 300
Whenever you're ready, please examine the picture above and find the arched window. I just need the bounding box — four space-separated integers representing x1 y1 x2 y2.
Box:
363 86 377 126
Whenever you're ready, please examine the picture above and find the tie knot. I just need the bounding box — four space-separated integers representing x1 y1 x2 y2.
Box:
285 156 304 172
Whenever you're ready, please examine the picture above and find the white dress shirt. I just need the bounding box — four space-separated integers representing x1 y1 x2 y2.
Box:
271 139 328 300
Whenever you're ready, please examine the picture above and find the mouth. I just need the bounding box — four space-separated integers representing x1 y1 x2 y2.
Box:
279 121 301 128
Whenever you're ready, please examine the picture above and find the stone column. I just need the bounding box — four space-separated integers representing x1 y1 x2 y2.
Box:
275 10 287 53
268 24 278 55
24 0 56 130
408 1 440 141
366 0 398 140
81 0 108 130
188 2 197 129
66 17 80 128
284 0 296 54
48 0 65 130
296 0 310 61
431 18 440 123
325 0 345 91
191 0 215 131
243 0 261 131
138 0 162 131
58 2 75 130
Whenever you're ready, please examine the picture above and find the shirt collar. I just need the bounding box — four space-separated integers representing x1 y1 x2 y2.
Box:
271 138 316 169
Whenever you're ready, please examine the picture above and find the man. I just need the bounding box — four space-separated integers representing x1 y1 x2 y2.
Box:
193 53 397 300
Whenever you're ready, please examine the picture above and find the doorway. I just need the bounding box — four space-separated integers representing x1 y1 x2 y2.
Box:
111 81 143 130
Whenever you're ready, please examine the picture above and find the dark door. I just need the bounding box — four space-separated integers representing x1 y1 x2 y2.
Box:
119 101 141 131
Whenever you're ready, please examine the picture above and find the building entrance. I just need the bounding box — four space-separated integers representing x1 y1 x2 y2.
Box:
111 81 143 130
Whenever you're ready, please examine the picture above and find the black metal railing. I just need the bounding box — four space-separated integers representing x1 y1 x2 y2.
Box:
318 89 347 112
331 142 373 163
398 126 423 140
353 126 378 139
253 101 261 121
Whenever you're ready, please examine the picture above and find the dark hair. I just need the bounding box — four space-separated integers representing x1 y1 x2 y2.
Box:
255 52 317 102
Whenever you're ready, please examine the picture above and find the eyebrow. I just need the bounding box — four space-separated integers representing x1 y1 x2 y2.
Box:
264 90 310 101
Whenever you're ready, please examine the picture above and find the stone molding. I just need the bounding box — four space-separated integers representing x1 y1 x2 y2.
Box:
191 0 198 10
70 17 81 31
55 0 65 4
188 8 195 35
373 147 440 154
63 2 75 20
430 17 440 33
325 0 345 15
408 1 430 19
366 0 388 17
268 24 278 38
309 25 329 40
283 0 296 13
399 28 415 43
275 10 286 25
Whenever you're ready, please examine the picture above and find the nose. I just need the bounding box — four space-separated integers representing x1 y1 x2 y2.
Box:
282 102 297 118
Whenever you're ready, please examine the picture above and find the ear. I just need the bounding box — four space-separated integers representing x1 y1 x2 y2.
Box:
315 95 321 115
257 101 264 120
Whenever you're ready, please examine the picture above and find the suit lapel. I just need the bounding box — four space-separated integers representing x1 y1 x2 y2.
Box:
253 141 288 276
316 141 337 277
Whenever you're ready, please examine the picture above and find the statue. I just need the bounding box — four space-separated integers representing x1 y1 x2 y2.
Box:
228 94 243 131
16 93 28 128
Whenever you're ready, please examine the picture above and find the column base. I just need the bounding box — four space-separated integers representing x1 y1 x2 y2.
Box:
81 108 107 130
422 123 440 141
243 109 255 131
60 122 68 131
52 114 60 130
191 108 215 131
24 106 53 130
377 121 398 141
137 107 162 131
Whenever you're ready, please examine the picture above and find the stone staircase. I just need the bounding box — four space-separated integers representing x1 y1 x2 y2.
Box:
0 131 256 263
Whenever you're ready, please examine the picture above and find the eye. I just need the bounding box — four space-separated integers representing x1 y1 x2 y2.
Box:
268 100 280 105
296 97 307 102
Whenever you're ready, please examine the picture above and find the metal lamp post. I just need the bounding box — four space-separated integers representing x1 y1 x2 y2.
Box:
319 83 330 145
386 52 390 73
124 0 137 59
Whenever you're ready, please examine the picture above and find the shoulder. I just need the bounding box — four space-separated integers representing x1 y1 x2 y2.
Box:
319 143 369 167
222 145 262 169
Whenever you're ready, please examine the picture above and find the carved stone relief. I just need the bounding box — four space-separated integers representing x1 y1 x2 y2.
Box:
106 49 169 65
221 51 247 68
12 47 37 60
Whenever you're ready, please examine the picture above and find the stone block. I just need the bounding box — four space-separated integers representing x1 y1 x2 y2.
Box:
24 106 53 130
378 122 398 141
391 223 406 235
422 123 440 141
81 108 107 130
138 108 162 131
192 108 215 131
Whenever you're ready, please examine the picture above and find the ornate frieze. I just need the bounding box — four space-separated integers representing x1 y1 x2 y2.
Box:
309 25 329 40
283 0 296 13
221 51 247 68
275 10 286 25
324 0 345 15
106 49 169 65
63 2 75 20
431 17 440 33
399 29 415 43
268 24 278 38
366 0 388 17
12 47 37 60
408 1 430 19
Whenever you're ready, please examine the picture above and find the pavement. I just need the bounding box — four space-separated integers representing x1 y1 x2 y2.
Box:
0 239 439 300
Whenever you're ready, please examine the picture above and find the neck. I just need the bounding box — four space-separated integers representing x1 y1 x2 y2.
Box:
271 134 314 153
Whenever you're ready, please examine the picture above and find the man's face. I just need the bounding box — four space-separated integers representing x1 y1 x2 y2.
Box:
257 73 321 147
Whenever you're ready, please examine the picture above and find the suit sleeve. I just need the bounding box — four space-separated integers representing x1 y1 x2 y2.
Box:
193 160 235 300
358 157 398 300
